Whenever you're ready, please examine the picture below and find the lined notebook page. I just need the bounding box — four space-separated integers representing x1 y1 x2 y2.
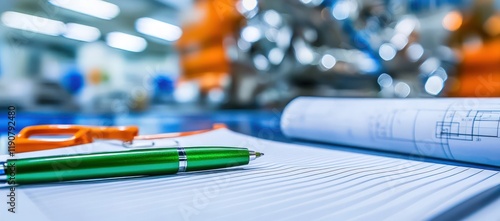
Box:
1 129 499 221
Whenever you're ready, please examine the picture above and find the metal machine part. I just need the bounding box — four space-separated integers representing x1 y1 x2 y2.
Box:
225 0 460 107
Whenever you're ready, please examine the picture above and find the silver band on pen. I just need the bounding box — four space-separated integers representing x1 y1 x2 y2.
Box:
249 150 257 161
177 148 187 172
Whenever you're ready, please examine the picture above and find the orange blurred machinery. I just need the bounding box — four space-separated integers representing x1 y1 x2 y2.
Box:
451 39 500 97
176 0 244 93
448 0 500 97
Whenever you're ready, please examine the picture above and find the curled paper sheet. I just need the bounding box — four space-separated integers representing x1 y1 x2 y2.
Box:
282 97 500 167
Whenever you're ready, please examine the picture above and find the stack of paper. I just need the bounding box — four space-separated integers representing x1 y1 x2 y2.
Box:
1 128 499 220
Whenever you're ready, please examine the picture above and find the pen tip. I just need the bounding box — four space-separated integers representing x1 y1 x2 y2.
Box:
256 152 264 158
249 151 264 161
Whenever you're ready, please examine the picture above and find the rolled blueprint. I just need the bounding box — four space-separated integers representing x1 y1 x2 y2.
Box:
281 97 500 167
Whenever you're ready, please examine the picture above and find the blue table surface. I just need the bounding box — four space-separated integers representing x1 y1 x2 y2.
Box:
1 110 284 139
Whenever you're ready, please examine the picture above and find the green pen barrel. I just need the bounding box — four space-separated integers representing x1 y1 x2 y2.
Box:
184 147 249 171
5 147 250 185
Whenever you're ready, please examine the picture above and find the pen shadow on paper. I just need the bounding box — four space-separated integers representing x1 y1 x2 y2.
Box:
11 167 259 190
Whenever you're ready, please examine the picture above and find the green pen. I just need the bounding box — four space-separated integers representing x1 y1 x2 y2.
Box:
0 147 264 185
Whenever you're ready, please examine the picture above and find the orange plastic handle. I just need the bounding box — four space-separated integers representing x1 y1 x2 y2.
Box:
16 125 139 153
86 126 139 141
134 123 227 140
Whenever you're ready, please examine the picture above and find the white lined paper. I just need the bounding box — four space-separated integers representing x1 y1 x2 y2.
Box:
0 129 498 221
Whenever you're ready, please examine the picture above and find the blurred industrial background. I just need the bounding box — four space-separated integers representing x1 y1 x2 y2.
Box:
1 0 500 113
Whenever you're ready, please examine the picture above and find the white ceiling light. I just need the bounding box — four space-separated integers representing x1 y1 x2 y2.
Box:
135 17 182 42
106 32 147 52
379 43 397 61
63 23 100 42
48 0 120 20
1 11 66 36
241 26 261 43
425 76 444 95
242 0 258 11
320 54 337 69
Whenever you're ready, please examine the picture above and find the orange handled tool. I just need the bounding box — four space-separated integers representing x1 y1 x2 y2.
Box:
16 125 139 153
15 124 227 153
